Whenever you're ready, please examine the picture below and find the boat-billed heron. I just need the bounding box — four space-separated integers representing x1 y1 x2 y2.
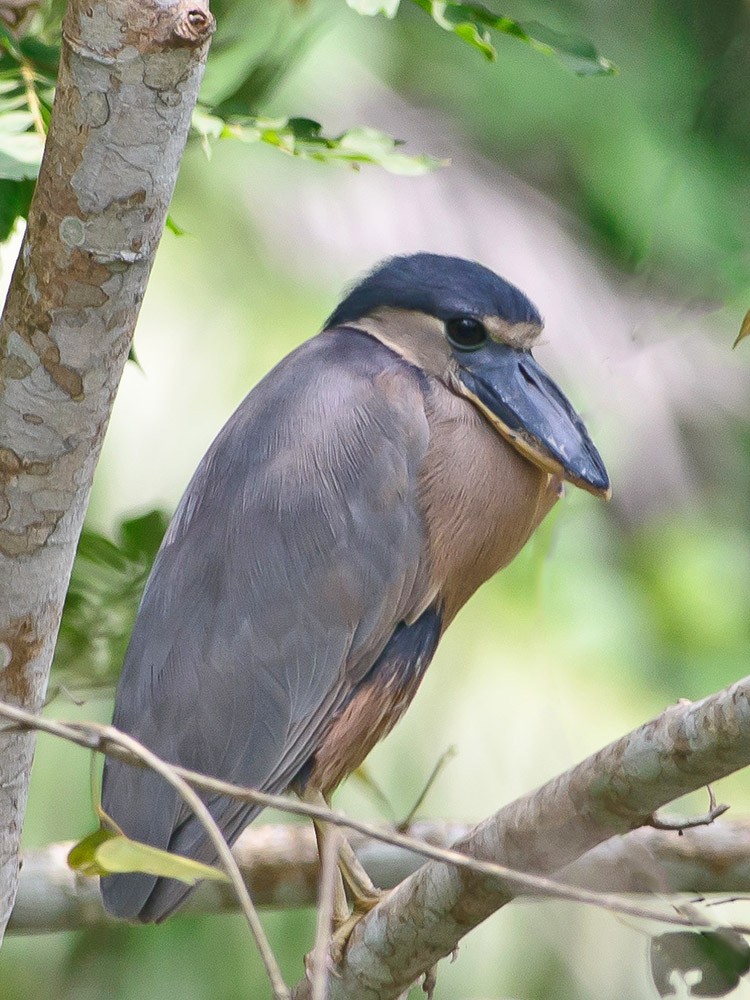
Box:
100 253 609 923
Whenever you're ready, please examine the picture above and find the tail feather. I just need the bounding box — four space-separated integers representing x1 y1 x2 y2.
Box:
100 788 264 923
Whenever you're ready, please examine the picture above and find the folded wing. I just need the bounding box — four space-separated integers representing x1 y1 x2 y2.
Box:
100 329 433 921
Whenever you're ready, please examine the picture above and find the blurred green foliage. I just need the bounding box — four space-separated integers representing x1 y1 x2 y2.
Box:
52 510 168 692
2 1 750 999
0 0 611 234
350 0 616 71
381 0 750 303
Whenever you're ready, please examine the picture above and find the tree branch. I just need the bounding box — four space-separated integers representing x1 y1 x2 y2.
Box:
3 680 750 997
0 0 213 943
293 676 750 1000
2 695 746 937
9 818 750 935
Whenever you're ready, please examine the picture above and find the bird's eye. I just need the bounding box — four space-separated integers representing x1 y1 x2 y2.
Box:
446 317 487 351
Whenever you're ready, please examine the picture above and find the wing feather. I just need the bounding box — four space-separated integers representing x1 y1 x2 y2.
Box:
100 329 432 920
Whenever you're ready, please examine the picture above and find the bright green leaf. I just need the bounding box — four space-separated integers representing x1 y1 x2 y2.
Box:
67 828 117 878
68 829 230 885
165 214 188 237
192 109 446 175
96 838 229 884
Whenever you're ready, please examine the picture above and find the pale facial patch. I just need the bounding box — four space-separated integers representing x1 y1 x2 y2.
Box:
483 316 543 350
349 308 451 378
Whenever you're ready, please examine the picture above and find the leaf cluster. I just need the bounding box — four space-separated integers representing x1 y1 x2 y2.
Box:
350 0 615 73
52 510 168 693
0 1 615 243
191 108 446 174
0 19 55 238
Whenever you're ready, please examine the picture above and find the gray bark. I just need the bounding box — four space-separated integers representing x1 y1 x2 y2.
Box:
8 818 750 935
293 677 750 999
0 0 213 944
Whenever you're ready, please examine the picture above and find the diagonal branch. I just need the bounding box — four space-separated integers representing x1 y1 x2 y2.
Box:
293 676 750 999
3 678 750 997
0 678 750 952
0 0 214 944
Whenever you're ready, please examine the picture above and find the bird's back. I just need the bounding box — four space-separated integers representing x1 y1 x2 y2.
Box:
100 329 434 921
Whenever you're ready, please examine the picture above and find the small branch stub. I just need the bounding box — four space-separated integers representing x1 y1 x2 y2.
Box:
648 785 730 834
177 7 214 42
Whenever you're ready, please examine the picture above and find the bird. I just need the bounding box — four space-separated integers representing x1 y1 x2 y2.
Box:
100 252 610 924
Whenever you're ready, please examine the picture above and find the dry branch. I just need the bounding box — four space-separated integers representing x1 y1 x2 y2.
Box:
2 696 746 938
0 0 213 943
293 676 750 1000
2 678 750 998
9 818 750 935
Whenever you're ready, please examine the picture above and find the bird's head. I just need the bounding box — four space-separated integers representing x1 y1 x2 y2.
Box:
325 253 611 500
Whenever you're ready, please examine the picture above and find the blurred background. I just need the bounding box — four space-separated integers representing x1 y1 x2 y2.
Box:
2 0 750 996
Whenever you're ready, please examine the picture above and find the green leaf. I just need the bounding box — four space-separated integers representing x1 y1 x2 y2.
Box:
18 36 60 79
193 110 446 175
52 510 169 690
347 0 401 16
519 19 617 76
0 110 34 133
67 828 116 878
68 829 230 885
0 22 24 63
165 214 188 237
118 509 170 563
127 341 143 371
733 308 750 349
408 0 616 74
0 176 33 239
192 106 229 142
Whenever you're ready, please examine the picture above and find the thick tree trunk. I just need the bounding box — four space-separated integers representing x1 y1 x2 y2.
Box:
0 0 213 944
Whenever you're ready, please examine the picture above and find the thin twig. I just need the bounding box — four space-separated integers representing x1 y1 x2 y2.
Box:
648 784 730 832
0 700 741 937
398 745 457 831
19 60 45 137
82 723 290 1000
311 827 338 1000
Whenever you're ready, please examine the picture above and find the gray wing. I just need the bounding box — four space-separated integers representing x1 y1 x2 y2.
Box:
100 328 432 920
